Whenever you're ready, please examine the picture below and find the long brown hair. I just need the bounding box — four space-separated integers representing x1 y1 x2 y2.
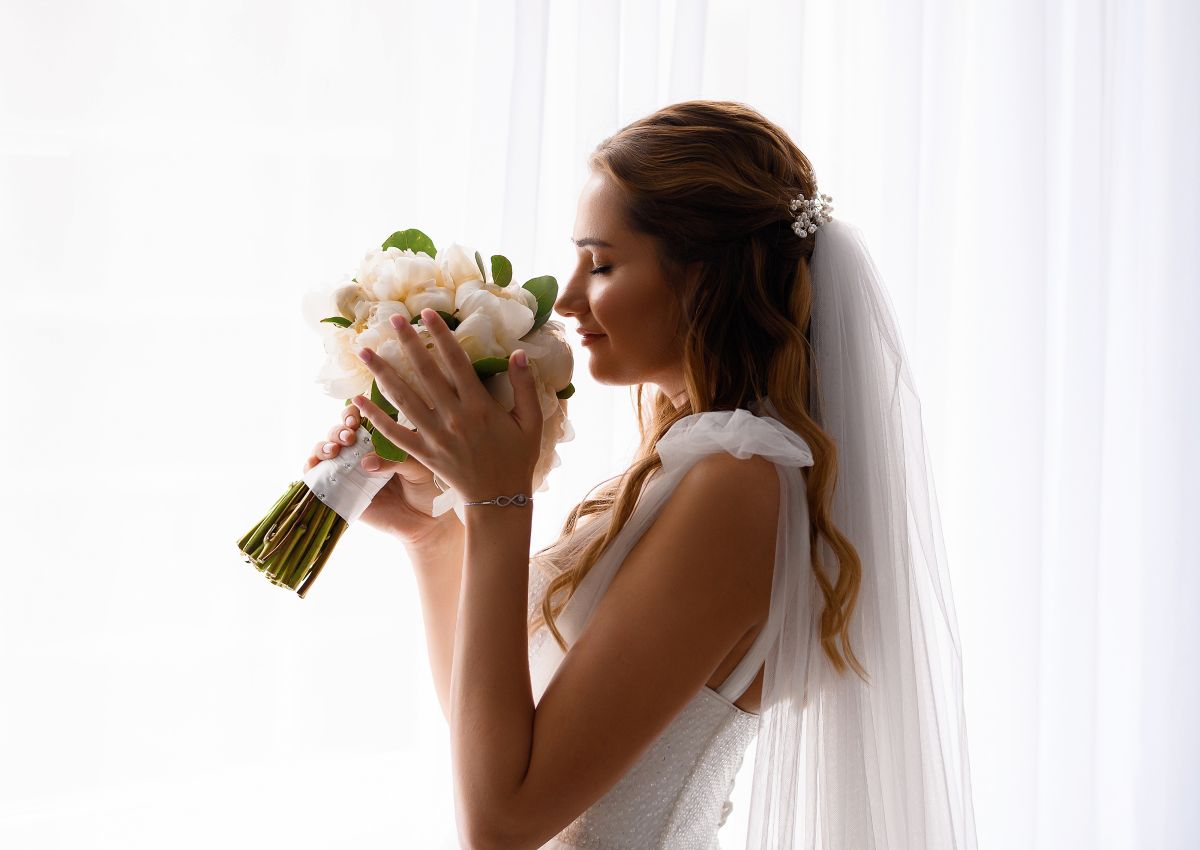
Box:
529 100 866 678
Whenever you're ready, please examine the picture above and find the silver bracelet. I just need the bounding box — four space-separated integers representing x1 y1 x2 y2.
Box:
462 493 532 507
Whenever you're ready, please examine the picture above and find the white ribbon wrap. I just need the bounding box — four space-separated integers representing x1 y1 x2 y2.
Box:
301 425 393 524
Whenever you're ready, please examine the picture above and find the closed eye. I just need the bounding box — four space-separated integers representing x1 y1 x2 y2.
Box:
590 266 610 275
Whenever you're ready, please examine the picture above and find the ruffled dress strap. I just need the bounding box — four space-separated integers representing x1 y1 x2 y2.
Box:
657 407 815 475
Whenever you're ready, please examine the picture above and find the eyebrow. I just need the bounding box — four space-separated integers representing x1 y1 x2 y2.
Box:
570 236 614 248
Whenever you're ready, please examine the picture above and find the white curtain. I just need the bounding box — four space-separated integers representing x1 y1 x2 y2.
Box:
1 1 1195 848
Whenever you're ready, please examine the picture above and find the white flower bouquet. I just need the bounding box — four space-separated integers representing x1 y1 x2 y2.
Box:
236 228 576 596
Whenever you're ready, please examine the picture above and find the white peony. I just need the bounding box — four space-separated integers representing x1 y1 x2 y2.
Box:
314 324 375 400
483 357 563 423
301 287 336 332
373 331 457 430
404 281 457 319
366 300 412 338
358 246 446 302
518 319 573 393
454 282 538 355
437 242 485 288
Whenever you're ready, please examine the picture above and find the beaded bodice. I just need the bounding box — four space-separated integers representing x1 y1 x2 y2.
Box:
527 500 767 849
545 685 758 849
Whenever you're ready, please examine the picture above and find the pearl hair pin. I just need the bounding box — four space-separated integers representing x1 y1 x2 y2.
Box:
790 191 834 237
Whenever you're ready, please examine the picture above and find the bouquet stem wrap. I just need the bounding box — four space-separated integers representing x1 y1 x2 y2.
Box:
236 425 390 597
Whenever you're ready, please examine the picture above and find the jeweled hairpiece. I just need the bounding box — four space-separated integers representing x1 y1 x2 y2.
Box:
789 191 834 237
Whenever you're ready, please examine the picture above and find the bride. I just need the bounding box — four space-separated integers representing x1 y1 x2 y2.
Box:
306 100 977 850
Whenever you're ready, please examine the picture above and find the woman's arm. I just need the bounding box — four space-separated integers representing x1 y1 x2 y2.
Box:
402 521 466 725
450 499 538 849
449 453 780 850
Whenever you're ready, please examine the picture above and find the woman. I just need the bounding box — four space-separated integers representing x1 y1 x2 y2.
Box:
306 100 977 849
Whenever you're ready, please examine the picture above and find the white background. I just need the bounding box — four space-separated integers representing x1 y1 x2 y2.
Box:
1 1 1196 848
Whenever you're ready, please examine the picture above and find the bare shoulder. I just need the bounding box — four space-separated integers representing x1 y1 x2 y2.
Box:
504 451 781 847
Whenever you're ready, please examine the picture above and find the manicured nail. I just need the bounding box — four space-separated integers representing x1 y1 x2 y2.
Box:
345 415 355 427
339 429 353 442
515 350 527 367
362 456 380 471
323 442 335 453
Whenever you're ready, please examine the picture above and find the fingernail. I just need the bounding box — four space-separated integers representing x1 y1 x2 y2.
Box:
339 429 353 441
358 348 372 362
323 442 335 453
515 350 528 368
362 456 380 471
345 415 355 427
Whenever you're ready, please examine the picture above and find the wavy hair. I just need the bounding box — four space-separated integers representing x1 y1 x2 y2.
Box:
528 100 866 679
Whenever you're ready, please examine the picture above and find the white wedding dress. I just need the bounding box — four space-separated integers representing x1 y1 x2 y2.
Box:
527 398 816 850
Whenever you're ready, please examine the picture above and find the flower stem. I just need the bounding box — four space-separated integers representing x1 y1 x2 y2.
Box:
297 516 348 598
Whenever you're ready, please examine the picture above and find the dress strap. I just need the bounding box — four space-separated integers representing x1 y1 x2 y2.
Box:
713 599 784 703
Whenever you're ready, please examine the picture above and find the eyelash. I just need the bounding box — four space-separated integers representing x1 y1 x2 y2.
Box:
590 266 610 275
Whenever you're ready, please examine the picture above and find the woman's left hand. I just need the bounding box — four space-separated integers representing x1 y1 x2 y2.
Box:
353 307 544 504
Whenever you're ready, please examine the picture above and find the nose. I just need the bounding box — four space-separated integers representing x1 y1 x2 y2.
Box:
554 262 589 318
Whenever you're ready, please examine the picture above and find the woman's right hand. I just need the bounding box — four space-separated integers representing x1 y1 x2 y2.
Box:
303 404 463 548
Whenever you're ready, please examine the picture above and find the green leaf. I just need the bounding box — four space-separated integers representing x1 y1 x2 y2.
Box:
522 275 558 330
361 416 408 462
555 382 575 400
474 250 487 280
491 255 512 287
370 379 399 418
368 423 409 462
364 379 409 462
321 315 352 328
471 356 510 380
428 309 460 331
381 228 437 259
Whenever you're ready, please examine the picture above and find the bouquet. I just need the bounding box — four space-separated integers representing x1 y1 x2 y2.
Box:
236 228 576 596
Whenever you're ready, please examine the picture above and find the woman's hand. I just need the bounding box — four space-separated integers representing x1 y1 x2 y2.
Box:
351 308 544 505
303 403 461 547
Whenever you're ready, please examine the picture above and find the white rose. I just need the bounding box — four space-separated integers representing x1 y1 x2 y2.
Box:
358 246 446 302
437 242 485 288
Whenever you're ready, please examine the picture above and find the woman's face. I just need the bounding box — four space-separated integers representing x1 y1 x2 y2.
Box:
554 170 695 406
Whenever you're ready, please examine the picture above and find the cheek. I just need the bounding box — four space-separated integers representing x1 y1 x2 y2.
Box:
593 277 669 335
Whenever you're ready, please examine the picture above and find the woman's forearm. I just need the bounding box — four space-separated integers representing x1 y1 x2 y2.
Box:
451 503 537 845
403 521 466 725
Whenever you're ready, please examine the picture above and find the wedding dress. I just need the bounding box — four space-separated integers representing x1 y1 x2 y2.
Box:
528 397 813 850
522 218 976 849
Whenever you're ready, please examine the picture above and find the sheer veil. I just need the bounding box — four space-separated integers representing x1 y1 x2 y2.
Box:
742 218 978 849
